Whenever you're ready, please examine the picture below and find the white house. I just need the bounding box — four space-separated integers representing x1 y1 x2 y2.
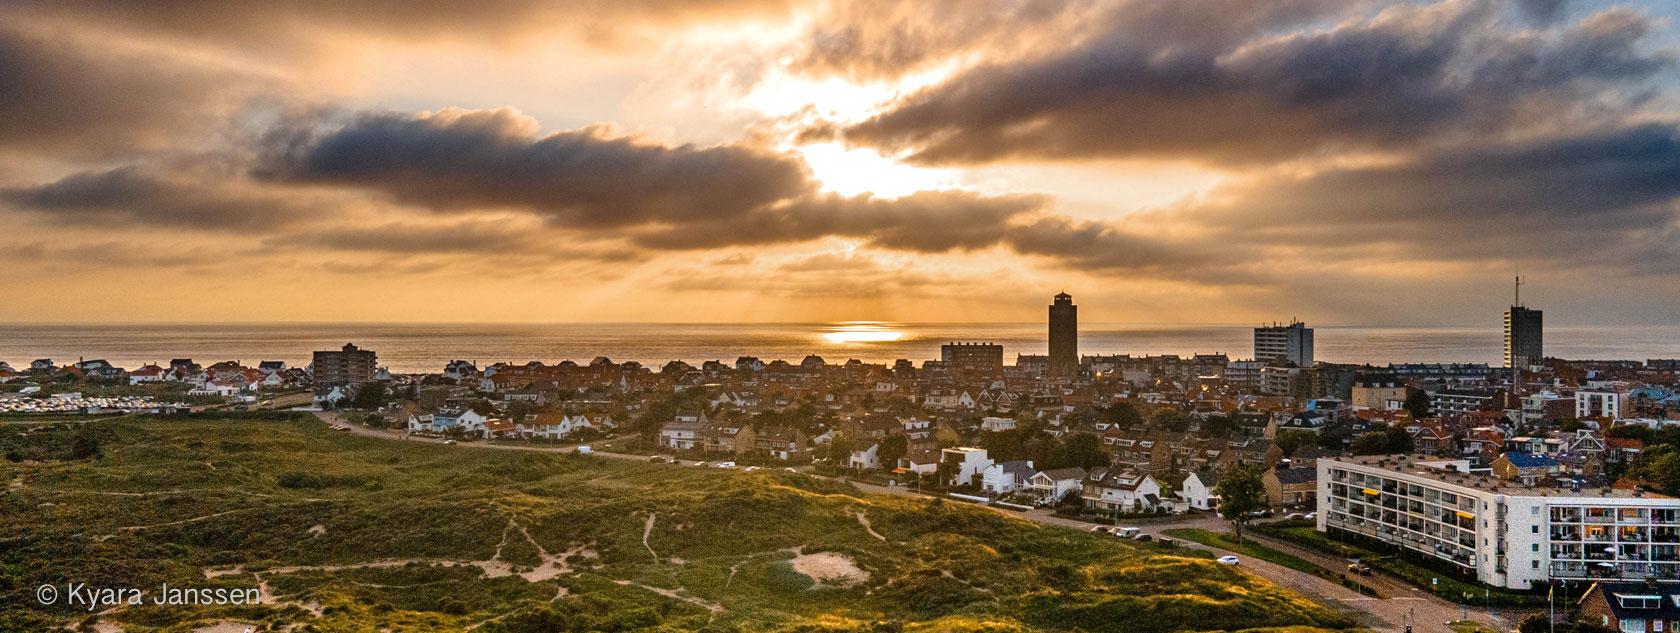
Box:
405 413 435 432
980 416 1017 432
128 364 167 385
1082 469 1162 513
1179 471 1221 511
430 408 488 434
980 460 1034 495
659 418 702 450
849 442 880 470
1026 467 1086 503
940 447 993 487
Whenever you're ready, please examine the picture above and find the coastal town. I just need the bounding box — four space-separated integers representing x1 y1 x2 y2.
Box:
6 292 1680 627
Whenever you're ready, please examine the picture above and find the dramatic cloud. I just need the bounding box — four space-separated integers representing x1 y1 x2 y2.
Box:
1 166 325 231
5 0 796 50
837 1 1672 165
0 26 265 159
259 108 813 227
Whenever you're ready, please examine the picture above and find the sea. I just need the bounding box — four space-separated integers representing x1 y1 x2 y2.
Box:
2 322 1678 374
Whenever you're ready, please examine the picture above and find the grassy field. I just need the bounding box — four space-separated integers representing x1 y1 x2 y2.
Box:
2 415 1359 632
1257 524 1547 607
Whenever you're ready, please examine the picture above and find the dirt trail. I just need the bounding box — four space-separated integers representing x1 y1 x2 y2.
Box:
642 512 660 562
856 510 887 542
612 580 725 614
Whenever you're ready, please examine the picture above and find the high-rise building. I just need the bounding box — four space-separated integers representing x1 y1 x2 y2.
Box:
1505 276 1543 369
312 343 377 387
1048 292 1077 377
1254 321 1313 367
941 342 1004 376
1505 307 1543 368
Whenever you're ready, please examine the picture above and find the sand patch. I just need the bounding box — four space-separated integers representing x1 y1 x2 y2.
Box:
788 547 868 588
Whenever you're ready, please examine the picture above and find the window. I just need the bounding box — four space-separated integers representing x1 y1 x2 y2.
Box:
1620 619 1642 633
1532 560 1539 569
1532 544 1540 552
1533 525 1540 534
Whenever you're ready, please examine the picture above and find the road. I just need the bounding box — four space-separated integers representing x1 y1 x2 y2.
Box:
312 412 1514 632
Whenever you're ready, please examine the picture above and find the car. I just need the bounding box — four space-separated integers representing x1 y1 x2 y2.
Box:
1113 527 1140 538
783 467 797 472
442 439 457 445
1346 562 1373 575
1304 512 1317 520
576 446 593 454
1089 526 1109 533
714 461 736 469
1284 512 1306 520
649 455 666 463
1133 533 1153 542
695 461 708 467
1217 556 1241 565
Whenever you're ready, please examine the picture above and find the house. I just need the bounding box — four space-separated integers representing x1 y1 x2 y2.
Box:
980 416 1017 432
1026 467 1086 504
257 361 286 375
1491 452 1561 485
30 359 54 372
940 447 993 487
897 448 940 476
1263 467 1316 507
482 418 517 439
1179 470 1221 511
849 442 880 470
755 426 807 460
75 359 125 382
128 364 168 385
659 418 703 451
1081 469 1161 513
703 420 756 455
430 407 489 434
1576 581 1680 633
980 460 1035 496
519 413 578 440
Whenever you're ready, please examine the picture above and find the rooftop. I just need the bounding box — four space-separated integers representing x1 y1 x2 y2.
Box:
1325 454 1668 499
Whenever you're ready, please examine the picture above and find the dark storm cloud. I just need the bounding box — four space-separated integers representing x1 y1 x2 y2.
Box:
1 166 321 231
792 0 1359 81
0 26 262 159
264 221 645 261
258 108 814 227
4 0 796 50
630 190 1047 251
1167 123 1680 278
1205 124 1680 236
838 1 1672 165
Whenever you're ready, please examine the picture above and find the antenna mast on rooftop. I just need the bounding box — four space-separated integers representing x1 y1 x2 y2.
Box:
1514 275 1522 307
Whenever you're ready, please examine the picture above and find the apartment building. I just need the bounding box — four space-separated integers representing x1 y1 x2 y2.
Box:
1318 455 1680 590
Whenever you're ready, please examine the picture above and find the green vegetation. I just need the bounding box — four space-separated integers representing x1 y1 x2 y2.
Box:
1256 524 1546 607
1162 529 1324 577
1213 465 1267 540
1 414 1357 632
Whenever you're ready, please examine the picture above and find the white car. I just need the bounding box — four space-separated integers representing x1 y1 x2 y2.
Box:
1217 555 1241 565
714 461 737 469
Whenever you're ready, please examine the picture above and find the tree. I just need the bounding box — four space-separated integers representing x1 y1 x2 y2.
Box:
1102 402 1143 428
1384 425 1415 454
1148 409 1193 433
1629 446 1680 496
1055 433 1111 470
876 434 909 471
1213 465 1267 541
348 382 389 410
1403 389 1433 420
1275 429 1315 456
1350 431 1392 455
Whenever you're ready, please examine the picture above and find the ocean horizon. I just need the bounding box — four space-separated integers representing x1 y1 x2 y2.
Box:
3 322 1678 374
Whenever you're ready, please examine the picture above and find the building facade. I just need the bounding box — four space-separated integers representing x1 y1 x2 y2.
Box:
1048 293 1078 377
1505 306 1543 368
312 343 377 387
941 342 1005 376
1318 455 1680 590
1254 321 1313 367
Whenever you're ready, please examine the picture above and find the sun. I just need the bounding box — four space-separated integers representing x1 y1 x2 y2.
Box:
796 142 955 198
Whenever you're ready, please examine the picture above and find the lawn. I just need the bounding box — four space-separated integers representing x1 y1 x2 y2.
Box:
1256 525 1547 607
1163 528 1332 578
2 415 1361 632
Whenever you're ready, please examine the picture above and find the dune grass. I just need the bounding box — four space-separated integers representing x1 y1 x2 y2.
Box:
2 415 1358 632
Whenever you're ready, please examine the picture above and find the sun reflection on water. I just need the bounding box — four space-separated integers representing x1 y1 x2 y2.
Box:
820 322 905 344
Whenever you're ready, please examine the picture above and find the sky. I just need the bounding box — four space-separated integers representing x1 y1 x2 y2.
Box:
1 0 1678 326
